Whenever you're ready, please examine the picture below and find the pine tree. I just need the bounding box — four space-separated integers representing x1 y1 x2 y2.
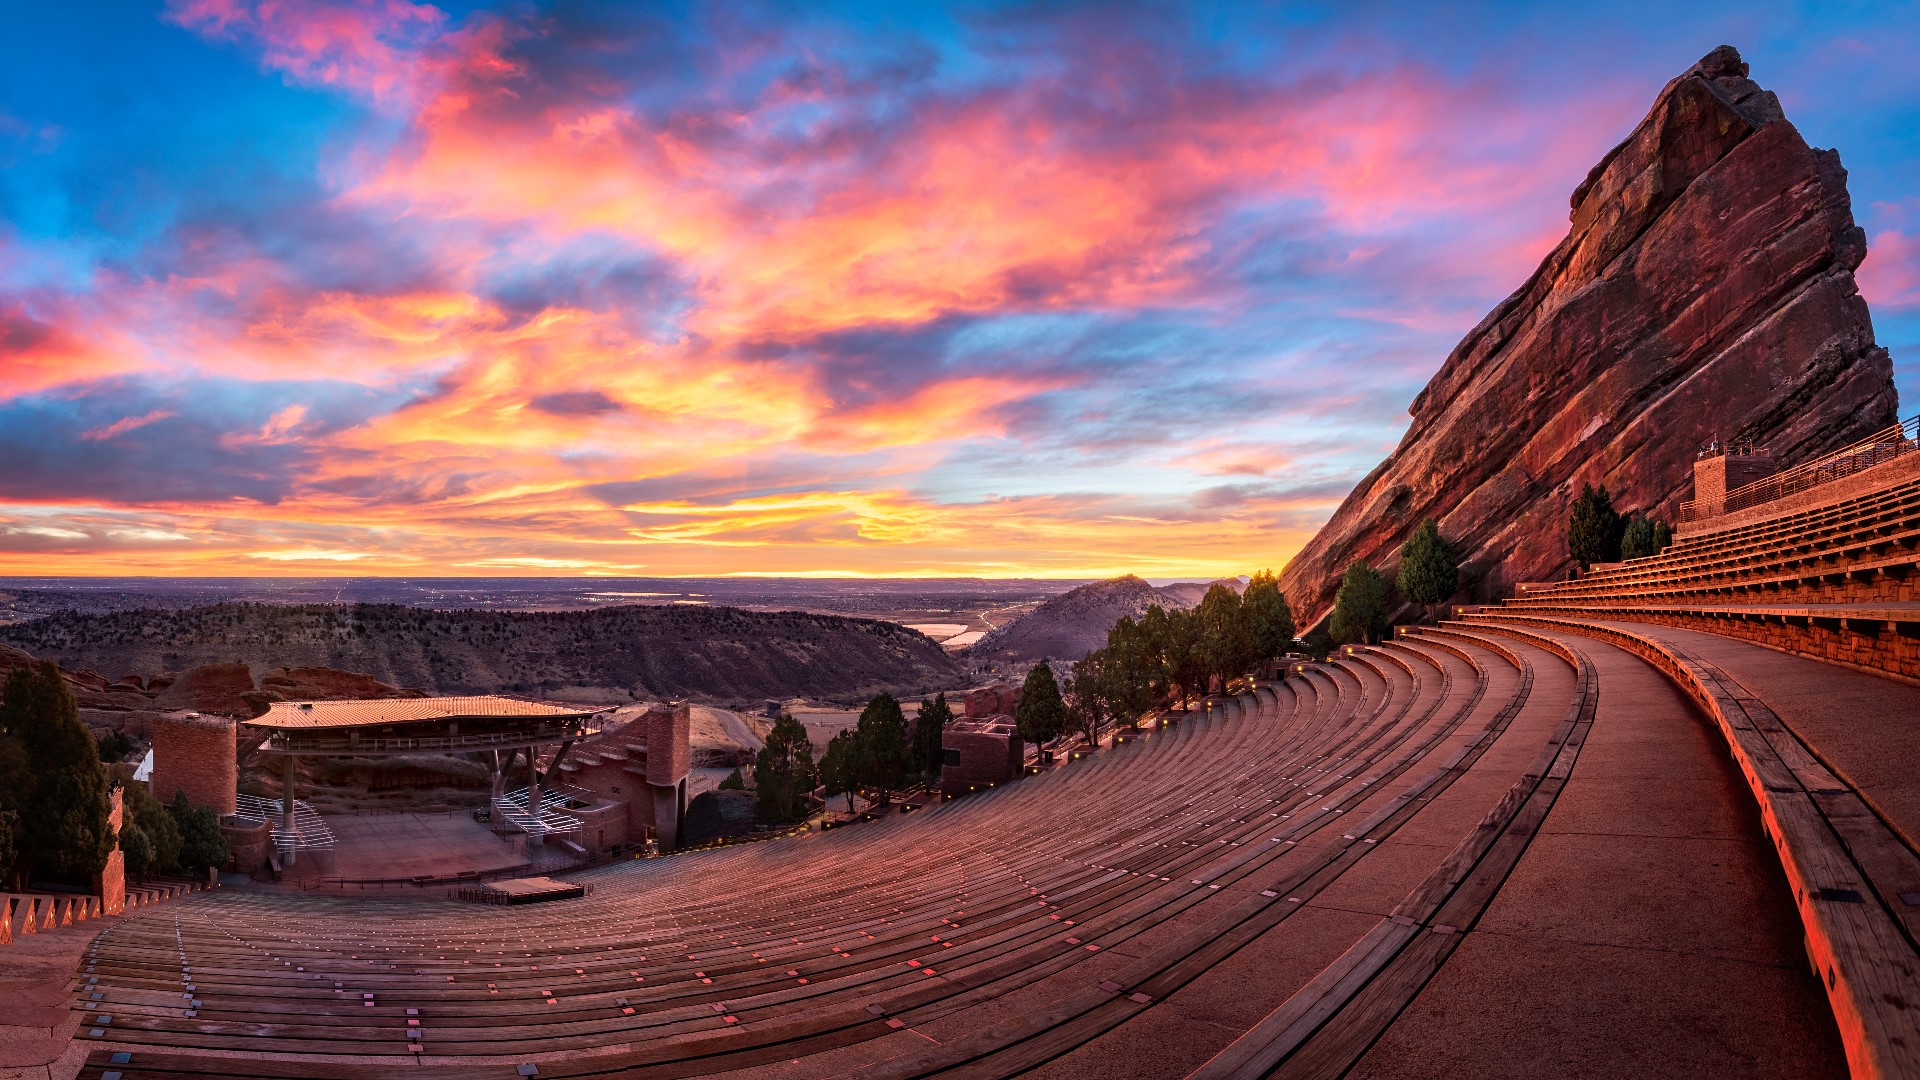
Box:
1652 520 1674 554
1197 583 1255 688
753 713 818 822
820 729 863 814
854 693 909 806
1242 570 1296 661
170 789 229 874
1100 619 1159 726
1066 652 1112 746
1568 483 1624 570
912 694 953 776
125 779 182 873
1016 662 1070 744
1329 563 1391 645
1397 518 1460 622
0 662 115 884
119 821 154 879
1161 610 1207 708
1619 515 1656 560
0 807 16 890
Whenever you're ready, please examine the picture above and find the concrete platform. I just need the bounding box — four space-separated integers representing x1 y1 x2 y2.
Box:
310 812 530 882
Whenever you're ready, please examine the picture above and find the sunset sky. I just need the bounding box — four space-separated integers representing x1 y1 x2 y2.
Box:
2 1 1916 579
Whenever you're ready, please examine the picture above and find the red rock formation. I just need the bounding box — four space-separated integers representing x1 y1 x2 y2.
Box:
151 663 257 718
1281 46 1896 625
258 666 424 701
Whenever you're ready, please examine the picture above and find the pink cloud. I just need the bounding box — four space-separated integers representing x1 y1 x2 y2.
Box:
166 0 466 110
80 409 176 441
1861 228 1920 311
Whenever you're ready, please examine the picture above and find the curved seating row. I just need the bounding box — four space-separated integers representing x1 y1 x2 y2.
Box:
71 632 1603 1079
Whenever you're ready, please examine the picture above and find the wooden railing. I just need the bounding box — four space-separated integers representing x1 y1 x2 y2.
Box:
1682 414 1920 521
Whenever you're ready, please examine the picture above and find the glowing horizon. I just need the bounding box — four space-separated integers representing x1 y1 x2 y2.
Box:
2 2 1916 580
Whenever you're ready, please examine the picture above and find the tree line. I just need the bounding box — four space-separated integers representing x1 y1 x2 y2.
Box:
0 661 226 891
753 691 956 820
1569 484 1673 569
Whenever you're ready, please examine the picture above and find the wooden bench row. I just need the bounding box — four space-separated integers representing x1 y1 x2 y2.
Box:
69 640 1569 1077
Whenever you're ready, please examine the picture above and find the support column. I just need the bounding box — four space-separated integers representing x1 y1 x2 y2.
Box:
488 750 506 805
282 754 299 867
526 745 543 847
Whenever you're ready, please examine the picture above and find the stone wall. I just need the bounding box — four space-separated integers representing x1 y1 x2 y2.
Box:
150 712 238 815
95 787 125 915
940 718 1023 798
645 701 690 788
220 815 272 875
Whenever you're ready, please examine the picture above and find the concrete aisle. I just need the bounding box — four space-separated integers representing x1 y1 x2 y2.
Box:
1350 630 1846 1080
1591 619 1920 848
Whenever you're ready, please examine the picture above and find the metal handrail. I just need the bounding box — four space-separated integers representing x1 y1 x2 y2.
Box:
1682 414 1920 522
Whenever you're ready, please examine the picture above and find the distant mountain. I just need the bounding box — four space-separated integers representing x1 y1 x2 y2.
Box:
968 575 1233 663
0 602 965 706
1152 577 1246 608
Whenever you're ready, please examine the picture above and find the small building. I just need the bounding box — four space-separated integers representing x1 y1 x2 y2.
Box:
940 716 1024 798
551 701 692 854
243 695 614 865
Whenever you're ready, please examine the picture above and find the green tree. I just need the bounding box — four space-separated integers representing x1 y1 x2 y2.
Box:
817 726 864 810
0 731 24 890
1652 520 1673 554
855 693 910 806
1016 662 1070 746
1197 583 1255 688
0 807 16 889
1162 609 1207 708
1397 518 1460 622
0 662 115 884
124 779 182 873
912 694 953 777
119 820 154 879
1066 651 1112 746
1100 619 1159 726
1302 626 1335 661
96 729 132 763
718 767 745 791
170 789 230 874
753 713 818 822
1568 483 1624 570
1619 515 1656 560
1329 562 1391 645
1242 570 1296 662
819 729 863 814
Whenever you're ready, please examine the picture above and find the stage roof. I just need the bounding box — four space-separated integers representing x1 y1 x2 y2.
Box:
248 695 598 731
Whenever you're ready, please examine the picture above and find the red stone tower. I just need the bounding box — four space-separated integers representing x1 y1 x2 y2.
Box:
149 712 238 815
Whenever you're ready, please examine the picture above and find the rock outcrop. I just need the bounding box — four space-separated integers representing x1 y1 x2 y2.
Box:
1281 45 1897 624
970 575 1219 662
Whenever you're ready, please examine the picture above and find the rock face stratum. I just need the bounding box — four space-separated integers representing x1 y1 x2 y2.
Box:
1281 45 1897 625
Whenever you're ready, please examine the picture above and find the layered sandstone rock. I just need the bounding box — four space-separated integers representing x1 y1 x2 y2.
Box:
1281 45 1897 624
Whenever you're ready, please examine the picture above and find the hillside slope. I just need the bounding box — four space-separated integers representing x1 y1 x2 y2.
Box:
969 575 1218 662
0 603 965 704
1279 46 1897 625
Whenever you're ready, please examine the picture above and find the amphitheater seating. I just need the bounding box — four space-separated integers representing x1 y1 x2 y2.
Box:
1502 463 1920 681
69 451 1920 1080
65 630 1687 1080
53 612 1863 1080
